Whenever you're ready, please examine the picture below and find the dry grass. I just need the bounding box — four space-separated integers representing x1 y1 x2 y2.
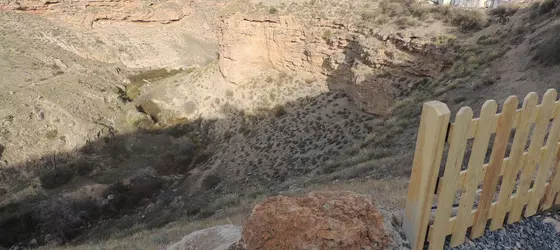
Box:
537 0 558 15
360 0 487 31
42 178 407 250
490 4 520 19
533 33 560 66
125 69 183 100
39 217 246 250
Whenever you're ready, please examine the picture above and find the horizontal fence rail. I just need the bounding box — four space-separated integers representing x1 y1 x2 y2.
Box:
403 89 560 250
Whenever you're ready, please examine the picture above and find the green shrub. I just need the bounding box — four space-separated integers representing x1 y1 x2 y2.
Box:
449 10 486 31
530 1 541 11
34 198 97 241
39 166 74 189
322 29 333 39
361 10 380 21
150 234 171 245
272 105 287 117
202 174 222 190
490 5 519 17
269 7 278 14
454 96 467 103
45 129 58 140
70 159 97 176
210 194 240 210
396 16 419 28
382 2 407 17
432 6 486 31
265 76 274 83
533 33 560 65
538 0 557 15
477 36 500 45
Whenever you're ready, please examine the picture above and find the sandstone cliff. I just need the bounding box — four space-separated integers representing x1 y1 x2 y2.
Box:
217 9 453 115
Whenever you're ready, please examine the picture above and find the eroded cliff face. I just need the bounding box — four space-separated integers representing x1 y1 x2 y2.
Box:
0 0 193 25
0 0 461 169
1 0 454 117
0 0 219 70
217 12 452 115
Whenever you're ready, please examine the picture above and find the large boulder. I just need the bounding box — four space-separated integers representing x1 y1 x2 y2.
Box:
166 225 243 250
243 191 390 250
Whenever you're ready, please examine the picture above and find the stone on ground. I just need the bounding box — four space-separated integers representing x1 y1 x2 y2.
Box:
243 191 390 250
166 225 242 250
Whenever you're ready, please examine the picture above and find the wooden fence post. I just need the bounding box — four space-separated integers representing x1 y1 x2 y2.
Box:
403 101 450 250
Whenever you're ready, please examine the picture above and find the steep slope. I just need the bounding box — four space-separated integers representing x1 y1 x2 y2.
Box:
0 0 559 249
0 0 219 164
0 12 132 165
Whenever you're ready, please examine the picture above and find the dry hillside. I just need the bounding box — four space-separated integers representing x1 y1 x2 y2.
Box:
0 0 559 249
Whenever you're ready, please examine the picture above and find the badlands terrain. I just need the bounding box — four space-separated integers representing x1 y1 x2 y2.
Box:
0 0 559 249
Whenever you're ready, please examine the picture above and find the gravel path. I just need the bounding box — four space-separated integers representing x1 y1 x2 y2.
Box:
447 212 560 250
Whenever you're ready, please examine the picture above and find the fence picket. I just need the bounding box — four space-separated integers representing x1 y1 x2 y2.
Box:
553 144 560 206
491 93 539 230
532 97 560 211
471 96 518 239
449 101 497 247
509 90 556 223
542 102 560 208
402 101 451 250
429 107 473 250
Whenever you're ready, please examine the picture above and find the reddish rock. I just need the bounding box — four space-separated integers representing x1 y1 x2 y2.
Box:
243 191 390 250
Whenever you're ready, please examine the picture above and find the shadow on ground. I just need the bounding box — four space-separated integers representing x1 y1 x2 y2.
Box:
0 83 422 249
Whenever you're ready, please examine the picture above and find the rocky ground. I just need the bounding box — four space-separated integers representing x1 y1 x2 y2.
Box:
0 0 559 249
450 211 560 250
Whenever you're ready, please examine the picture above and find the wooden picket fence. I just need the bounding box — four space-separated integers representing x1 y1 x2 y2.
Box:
403 89 560 250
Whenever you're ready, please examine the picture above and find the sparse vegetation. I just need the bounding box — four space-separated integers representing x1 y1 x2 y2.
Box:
271 105 287 117
538 0 557 15
126 69 183 100
225 89 234 98
39 165 74 189
490 4 519 23
202 174 222 190
396 16 418 28
34 198 97 242
322 29 333 40
533 31 560 65
445 44 508 80
5 0 560 248
442 8 486 31
361 10 380 21
265 76 274 83
210 194 240 211
432 34 457 45
477 35 500 45
454 95 467 103
45 129 58 140
360 0 487 31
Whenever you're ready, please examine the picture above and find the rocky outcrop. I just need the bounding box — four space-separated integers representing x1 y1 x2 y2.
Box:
218 14 326 84
243 191 390 250
166 225 243 250
217 13 451 115
0 0 193 24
